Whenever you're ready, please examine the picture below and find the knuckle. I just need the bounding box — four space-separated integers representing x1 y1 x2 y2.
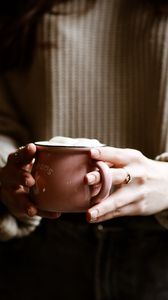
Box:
112 208 121 217
138 176 147 185
133 149 143 158
136 166 148 184
125 149 144 161
116 198 123 208
21 172 32 186
93 148 102 159
93 171 100 182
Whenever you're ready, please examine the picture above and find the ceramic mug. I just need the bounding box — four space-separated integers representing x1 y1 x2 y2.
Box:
31 143 112 212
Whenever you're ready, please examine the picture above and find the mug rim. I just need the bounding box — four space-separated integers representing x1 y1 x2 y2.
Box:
35 141 106 148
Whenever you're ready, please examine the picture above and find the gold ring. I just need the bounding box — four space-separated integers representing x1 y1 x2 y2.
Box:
18 146 25 151
14 146 25 158
124 168 132 184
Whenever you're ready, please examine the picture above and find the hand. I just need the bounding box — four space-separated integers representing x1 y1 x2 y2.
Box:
85 147 168 223
0 144 61 219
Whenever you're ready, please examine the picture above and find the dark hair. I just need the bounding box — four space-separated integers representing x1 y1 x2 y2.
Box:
0 0 69 72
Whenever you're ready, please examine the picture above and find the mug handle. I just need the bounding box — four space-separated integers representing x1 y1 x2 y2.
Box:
91 161 112 203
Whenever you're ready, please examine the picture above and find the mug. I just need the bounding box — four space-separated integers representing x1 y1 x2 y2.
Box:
31 143 112 212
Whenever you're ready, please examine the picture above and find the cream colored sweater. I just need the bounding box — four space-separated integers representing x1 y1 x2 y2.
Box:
0 0 168 239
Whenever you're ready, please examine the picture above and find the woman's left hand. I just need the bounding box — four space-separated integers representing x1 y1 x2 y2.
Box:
86 147 168 223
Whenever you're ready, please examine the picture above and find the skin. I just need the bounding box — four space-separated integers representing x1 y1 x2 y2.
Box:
86 147 168 223
0 143 61 220
1 144 168 225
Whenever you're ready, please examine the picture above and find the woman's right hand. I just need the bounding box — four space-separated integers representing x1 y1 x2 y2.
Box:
0 143 61 219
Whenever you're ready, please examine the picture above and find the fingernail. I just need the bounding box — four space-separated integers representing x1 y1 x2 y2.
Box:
90 148 100 159
26 144 31 150
26 143 35 151
27 206 37 217
88 209 99 222
86 174 96 185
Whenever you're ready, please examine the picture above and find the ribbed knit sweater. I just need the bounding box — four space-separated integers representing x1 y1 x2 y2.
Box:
0 0 168 239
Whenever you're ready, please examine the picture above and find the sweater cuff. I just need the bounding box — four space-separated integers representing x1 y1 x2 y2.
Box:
155 152 168 229
0 203 41 241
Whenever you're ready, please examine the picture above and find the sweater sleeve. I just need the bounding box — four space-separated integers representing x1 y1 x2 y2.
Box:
155 152 168 229
0 74 42 241
0 80 41 241
0 76 31 145
0 135 42 241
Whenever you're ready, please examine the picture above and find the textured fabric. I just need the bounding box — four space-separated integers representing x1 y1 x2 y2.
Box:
1 2 168 299
0 1 168 232
1 216 168 300
0 211 41 241
1 0 168 157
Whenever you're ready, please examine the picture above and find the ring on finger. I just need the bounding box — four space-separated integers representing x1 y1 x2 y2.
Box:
14 146 25 160
123 167 132 184
14 146 25 156
18 146 25 151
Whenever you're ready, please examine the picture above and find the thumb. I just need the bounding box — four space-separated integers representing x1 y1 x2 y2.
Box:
8 143 36 167
90 146 127 167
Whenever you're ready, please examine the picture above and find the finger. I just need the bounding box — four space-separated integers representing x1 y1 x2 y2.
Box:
22 159 35 172
8 143 36 167
86 168 132 186
87 201 143 223
90 147 143 167
85 171 101 185
15 189 39 217
17 171 35 188
90 183 101 197
87 184 145 221
1 188 38 218
27 205 38 217
2 170 35 189
111 168 132 185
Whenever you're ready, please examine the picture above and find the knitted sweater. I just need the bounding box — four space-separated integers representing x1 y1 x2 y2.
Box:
0 0 168 239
